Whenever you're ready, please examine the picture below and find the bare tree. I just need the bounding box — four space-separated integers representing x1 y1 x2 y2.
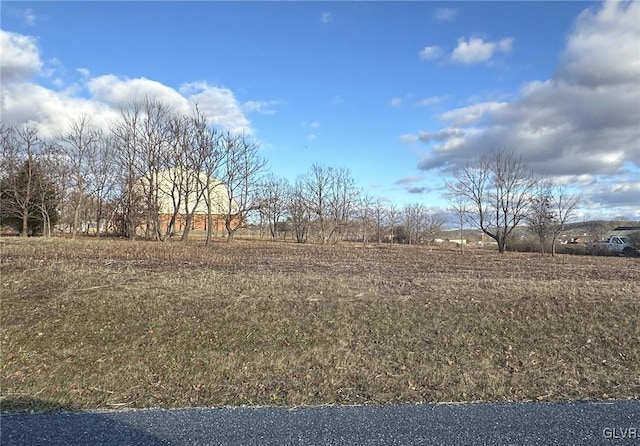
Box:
302 164 358 244
423 208 447 242
528 182 580 256
86 134 118 236
110 102 144 239
0 122 16 174
171 114 208 242
31 145 61 237
138 99 173 240
110 98 174 240
191 110 223 247
448 194 470 254
288 176 311 243
402 203 425 245
357 191 375 244
218 132 267 240
304 163 332 243
371 198 387 244
257 173 290 240
386 203 399 244
326 167 358 243
159 117 189 240
447 149 540 253
56 115 102 238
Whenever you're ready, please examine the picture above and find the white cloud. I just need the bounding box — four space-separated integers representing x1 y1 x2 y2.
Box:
0 82 117 138
180 82 252 134
0 29 42 82
433 8 457 22
90 75 188 111
580 178 640 220
450 37 513 65
1 30 258 138
410 1 640 216
419 45 442 61
557 0 639 87
417 128 465 143
439 101 508 126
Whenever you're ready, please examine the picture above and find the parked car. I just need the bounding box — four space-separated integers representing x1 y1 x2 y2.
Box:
587 235 639 257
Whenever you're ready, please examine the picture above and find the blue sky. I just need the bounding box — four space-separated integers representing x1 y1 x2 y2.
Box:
1 1 639 220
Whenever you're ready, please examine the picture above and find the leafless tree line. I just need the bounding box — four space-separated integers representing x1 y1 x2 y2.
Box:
1 98 265 243
255 164 447 245
2 100 448 245
6 104 569 251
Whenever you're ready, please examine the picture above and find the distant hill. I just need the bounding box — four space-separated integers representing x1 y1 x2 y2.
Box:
442 220 640 243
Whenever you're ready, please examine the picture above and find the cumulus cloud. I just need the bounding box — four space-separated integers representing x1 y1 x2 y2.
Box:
450 37 513 65
0 29 42 82
419 45 442 61
181 82 252 134
557 1 640 87
408 1 640 217
0 29 258 137
439 102 508 126
0 82 117 138
416 128 465 143
90 75 188 111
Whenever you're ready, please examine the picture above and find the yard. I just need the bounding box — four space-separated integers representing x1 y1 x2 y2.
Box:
1 237 639 412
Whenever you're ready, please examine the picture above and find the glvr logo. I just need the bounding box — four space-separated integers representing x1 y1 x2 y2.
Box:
603 427 638 439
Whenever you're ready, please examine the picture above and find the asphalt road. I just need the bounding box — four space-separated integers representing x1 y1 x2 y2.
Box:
1 400 639 446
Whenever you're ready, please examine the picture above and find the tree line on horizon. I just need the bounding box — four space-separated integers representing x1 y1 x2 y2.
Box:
1 98 589 254
0 98 452 246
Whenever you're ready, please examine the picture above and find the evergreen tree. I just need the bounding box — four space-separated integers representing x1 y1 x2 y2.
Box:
1 160 59 236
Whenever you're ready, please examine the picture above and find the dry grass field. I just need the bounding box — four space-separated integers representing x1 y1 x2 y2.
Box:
1 237 639 413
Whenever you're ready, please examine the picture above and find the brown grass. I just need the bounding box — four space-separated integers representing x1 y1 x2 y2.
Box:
1 237 639 413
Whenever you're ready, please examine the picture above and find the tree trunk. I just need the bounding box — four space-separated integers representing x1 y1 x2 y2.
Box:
72 199 81 239
205 213 213 247
181 214 192 241
21 212 29 237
